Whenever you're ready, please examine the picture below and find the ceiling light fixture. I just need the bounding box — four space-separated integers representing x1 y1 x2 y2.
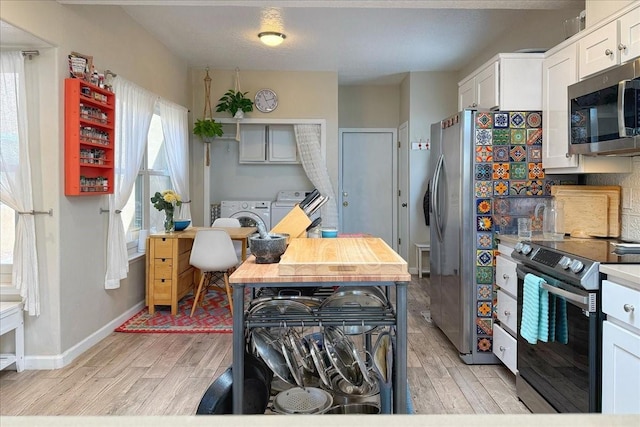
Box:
258 31 286 47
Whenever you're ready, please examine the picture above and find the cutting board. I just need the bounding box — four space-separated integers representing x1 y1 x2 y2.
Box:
551 185 620 237
278 237 407 276
552 193 609 238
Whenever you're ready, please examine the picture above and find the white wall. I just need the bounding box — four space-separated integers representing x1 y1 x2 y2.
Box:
0 1 188 364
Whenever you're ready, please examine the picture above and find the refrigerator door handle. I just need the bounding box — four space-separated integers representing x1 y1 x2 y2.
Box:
432 154 444 242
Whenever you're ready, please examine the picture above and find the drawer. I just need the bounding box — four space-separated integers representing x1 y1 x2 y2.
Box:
496 254 517 297
493 324 517 374
603 279 640 330
497 243 515 257
177 251 192 274
153 279 172 302
154 258 174 279
153 237 175 258
497 289 517 333
177 268 195 299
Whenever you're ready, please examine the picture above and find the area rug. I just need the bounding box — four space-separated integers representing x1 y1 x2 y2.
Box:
115 289 236 333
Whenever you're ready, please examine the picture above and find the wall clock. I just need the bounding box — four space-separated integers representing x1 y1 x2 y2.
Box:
255 88 278 113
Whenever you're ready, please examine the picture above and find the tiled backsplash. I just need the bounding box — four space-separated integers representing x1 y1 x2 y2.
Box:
586 156 640 242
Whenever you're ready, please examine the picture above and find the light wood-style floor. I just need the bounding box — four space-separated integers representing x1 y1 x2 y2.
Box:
0 275 530 416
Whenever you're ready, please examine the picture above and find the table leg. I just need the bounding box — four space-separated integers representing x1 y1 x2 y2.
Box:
232 283 246 414
15 315 24 372
241 238 247 261
394 281 408 414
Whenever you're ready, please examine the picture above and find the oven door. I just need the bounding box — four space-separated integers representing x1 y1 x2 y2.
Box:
516 264 602 413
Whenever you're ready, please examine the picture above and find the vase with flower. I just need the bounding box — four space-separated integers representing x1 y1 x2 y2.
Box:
151 190 182 233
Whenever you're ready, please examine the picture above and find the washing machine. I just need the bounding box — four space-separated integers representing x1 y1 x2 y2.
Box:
219 200 272 230
271 190 320 230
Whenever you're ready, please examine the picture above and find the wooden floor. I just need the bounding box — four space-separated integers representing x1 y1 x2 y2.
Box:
0 275 530 416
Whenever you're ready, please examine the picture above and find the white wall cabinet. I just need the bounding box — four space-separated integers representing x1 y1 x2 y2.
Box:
493 241 518 374
601 276 640 414
579 5 640 79
542 44 632 174
458 53 544 111
239 124 299 164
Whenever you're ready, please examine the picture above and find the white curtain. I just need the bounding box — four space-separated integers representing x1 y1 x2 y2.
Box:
0 51 40 315
159 99 191 220
104 76 156 289
293 124 338 228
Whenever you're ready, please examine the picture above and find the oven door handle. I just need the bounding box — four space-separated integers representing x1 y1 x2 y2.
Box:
540 282 589 306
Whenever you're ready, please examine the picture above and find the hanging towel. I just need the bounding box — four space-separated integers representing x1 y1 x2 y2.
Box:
548 295 556 341
556 296 568 344
520 273 545 344
538 284 550 343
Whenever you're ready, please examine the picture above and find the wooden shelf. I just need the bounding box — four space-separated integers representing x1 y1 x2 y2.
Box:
65 78 115 196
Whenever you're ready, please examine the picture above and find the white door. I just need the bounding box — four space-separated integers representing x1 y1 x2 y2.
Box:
339 129 397 248
398 122 409 261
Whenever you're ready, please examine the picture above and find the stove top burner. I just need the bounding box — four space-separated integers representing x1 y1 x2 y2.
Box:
531 238 640 264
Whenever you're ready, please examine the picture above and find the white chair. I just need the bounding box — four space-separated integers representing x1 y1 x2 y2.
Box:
212 217 244 259
189 229 239 317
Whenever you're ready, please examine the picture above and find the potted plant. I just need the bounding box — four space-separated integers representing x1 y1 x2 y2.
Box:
193 118 224 166
216 89 254 118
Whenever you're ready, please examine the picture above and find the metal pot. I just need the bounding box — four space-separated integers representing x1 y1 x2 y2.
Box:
324 369 379 405
272 387 334 415
324 403 381 414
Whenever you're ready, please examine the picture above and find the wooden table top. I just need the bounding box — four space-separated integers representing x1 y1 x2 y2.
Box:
150 226 257 240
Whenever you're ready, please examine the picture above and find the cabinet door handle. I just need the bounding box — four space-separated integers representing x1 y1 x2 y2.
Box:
499 346 507 352
502 273 509 280
618 43 627 51
623 304 635 313
503 310 511 316
605 48 614 56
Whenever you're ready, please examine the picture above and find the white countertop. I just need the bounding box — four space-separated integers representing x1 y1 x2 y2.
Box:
599 264 640 290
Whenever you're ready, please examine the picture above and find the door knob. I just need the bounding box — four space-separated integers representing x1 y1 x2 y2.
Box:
605 48 614 56
503 273 509 280
618 43 627 51
342 192 348 197
402 203 407 207
623 304 635 313
343 201 349 207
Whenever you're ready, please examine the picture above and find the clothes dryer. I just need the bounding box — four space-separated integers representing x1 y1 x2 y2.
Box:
219 200 271 231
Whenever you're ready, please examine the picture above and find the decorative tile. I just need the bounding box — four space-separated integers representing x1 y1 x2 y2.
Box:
544 181 554 196
477 337 492 352
509 180 528 195
510 162 527 180
493 180 509 196
476 128 493 145
494 213 511 229
492 163 510 180
477 266 493 284
571 126 588 144
493 145 509 162
526 112 542 128
526 180 544 196
475 163 492 180
477 232 493 249
475 181 492 198
509 112 526 128
494 198 510 214
527 145 542 162
528 162 545 179
477 284 492 300
477 300 492 317
511 129 526 144
476 199 492 214
492 129 510 145
476 318 493 335
572 110 586 126
477 216 493 232
476 112 493 129
475 145 493 162
510 145 527 162
476 249 493 266
526 128 543 145
493 112 509 128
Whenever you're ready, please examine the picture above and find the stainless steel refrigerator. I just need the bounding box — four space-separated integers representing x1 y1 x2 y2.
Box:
429 109 555 364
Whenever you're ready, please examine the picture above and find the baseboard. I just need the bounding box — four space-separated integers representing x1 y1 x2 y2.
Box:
24 301 145 370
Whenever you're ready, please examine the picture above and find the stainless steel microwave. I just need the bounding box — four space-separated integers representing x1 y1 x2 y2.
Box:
568 58 640 156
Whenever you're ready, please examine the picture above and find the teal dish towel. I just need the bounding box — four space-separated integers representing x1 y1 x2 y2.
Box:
556 296 568 344
520 273 546 344
538 285 550 343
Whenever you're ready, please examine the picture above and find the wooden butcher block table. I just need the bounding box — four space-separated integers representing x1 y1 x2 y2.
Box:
229 237 411 414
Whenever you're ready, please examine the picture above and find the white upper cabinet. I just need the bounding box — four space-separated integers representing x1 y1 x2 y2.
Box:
239 124 298 164
579 5 640 79
458 53 543 111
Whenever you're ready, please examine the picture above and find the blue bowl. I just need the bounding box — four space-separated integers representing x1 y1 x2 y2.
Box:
321 228 338 238
174 219 191 231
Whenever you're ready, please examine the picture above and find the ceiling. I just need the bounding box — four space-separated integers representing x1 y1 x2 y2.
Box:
27 1 586 84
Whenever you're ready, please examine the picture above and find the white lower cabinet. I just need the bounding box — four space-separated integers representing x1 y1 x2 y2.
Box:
601 276 640 414
493 324 517 374
494 240 518 374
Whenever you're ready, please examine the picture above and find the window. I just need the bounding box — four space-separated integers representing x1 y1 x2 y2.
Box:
122 111 174 253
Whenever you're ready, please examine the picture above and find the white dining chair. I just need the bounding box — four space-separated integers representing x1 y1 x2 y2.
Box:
189 229 239 317
212 217 244 259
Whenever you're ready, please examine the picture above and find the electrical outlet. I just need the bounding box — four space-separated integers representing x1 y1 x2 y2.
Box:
622 188 632 209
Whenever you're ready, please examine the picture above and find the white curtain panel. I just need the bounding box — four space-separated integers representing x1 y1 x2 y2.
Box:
0 51 40 315
104 77 156 289
293 124 338 228
158 99 191 220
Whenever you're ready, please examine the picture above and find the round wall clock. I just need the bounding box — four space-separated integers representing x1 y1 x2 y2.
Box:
255 88 278 113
